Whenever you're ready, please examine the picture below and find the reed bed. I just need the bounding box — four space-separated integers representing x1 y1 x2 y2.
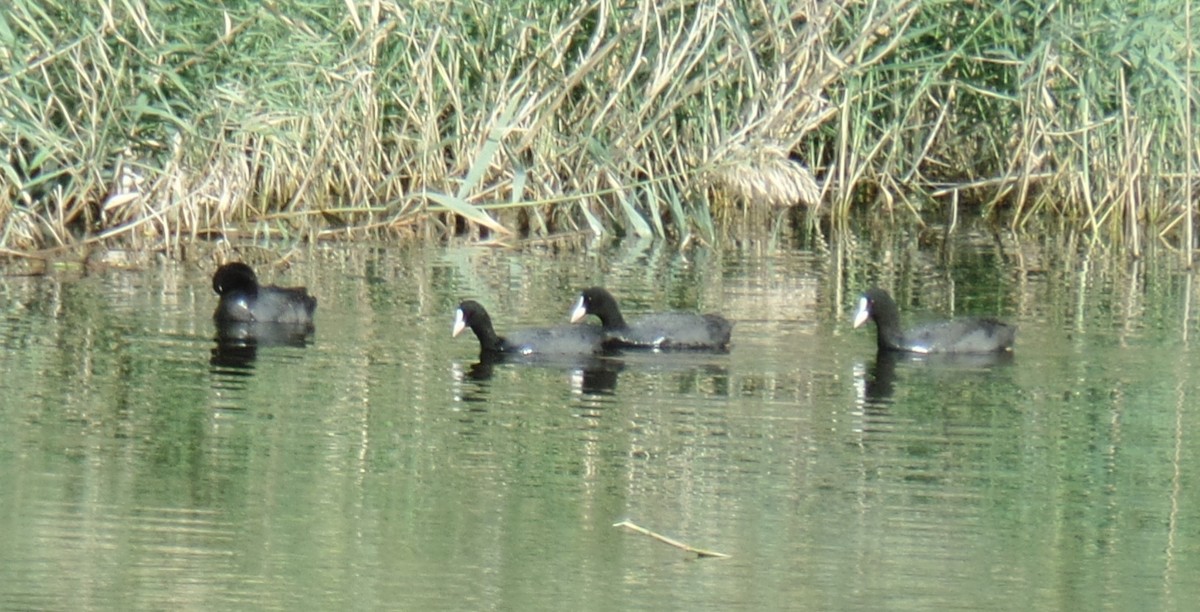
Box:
0 0 1196 257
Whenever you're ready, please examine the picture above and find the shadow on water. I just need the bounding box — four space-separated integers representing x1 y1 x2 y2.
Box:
209 321 314 372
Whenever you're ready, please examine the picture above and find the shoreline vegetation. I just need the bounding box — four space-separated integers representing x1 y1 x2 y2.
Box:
1 1 1197 260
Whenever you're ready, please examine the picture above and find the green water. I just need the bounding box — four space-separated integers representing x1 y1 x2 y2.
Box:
1 231 1198 610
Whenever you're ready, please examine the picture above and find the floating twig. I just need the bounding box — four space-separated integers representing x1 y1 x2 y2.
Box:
613 520 730 559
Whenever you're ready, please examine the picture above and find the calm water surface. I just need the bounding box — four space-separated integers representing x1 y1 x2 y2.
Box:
2 231 1199 610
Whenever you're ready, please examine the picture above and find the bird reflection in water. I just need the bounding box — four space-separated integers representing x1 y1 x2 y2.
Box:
862 349 900 405
210 321 313 372
859 348 1015 407
452 353 625 403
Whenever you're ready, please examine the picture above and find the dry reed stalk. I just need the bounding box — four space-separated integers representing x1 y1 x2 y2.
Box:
707 143 821 210
613 520 729 559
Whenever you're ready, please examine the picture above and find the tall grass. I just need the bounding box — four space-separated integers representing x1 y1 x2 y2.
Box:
833 0 1199 258
1 0 1197 256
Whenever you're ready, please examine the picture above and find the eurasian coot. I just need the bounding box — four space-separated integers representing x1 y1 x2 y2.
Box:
852 288 1015 354
453 300 605 355
212 262 317 325
569 287 733 351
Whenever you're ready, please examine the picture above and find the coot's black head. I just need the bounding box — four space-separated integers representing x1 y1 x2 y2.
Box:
452 300 504 352
570 287 626 328
852 288 900 330
213 262 260 296
453 300 492 337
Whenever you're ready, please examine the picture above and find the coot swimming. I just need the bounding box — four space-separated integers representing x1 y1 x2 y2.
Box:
852 288 1015 354
569 287 732 351
212 262 317 325
453 300 606 356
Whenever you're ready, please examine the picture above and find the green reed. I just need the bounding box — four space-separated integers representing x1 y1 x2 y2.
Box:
0 0 1195 257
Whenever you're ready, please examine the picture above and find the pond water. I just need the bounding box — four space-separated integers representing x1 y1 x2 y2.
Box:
2 226 1199 611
